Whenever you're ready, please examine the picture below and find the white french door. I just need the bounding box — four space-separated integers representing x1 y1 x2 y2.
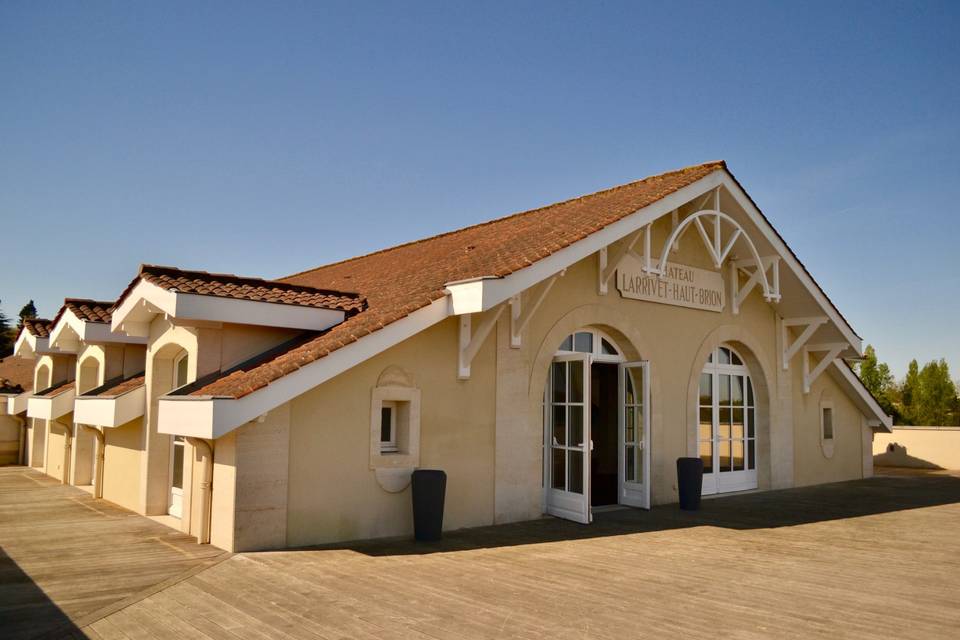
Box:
619 361 651 509
699 346 758 495
544 353 592 523
168 435 185 517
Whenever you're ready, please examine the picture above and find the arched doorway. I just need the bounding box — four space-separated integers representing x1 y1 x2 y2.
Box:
543 328 650 523
698 345 758 494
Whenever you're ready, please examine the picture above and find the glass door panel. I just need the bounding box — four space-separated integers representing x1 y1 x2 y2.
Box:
544 354 591 523
619 361 650 509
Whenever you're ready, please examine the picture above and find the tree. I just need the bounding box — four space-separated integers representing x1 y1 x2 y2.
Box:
900 359 920 425
854 345 898 419
17 300 37 329
915 359 956 426
0 301 13 357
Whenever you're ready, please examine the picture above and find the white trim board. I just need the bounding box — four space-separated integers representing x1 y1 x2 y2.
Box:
111 279 348 337
49 308 146 350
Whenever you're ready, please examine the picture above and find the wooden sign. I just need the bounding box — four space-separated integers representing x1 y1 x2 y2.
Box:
616 254 725 312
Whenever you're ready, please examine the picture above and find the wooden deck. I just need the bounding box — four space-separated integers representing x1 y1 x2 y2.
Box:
0 467 226 639
3 467 960 639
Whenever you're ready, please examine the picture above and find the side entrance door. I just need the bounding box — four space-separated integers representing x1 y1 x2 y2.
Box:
544 353 592 523
619 361 651 509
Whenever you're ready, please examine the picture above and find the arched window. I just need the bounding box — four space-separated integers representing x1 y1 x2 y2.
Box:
698 346 757 494
554 328 624 362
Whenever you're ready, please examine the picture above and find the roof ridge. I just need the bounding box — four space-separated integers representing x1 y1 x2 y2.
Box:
281 160 726 280
139 263 362 298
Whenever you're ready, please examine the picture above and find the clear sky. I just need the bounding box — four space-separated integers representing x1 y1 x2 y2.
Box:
1 1 958 378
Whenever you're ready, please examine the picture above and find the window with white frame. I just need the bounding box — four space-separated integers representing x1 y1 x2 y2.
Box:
821 406 834 441
380 401 399 453
555 328 624 362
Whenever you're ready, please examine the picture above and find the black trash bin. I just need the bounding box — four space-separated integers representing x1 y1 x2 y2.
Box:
676 457 704 511
412 469 447 541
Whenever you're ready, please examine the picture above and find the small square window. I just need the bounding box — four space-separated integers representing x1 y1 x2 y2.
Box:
822 407 833 441
380 403 398 453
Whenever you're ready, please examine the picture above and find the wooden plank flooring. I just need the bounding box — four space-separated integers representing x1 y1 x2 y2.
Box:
0 467 226 639
3 466 960 639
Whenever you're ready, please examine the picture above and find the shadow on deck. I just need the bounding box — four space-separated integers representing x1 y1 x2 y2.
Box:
310 472 960 557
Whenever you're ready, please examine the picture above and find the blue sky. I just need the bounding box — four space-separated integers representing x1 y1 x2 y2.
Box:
1 1 957 377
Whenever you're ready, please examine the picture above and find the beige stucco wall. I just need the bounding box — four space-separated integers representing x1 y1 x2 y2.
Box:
0 414 21 465
142 317 299 531
792 367 869 486
102 418 144 511
285 315 497 547
873 427 960 470
273 211 876 547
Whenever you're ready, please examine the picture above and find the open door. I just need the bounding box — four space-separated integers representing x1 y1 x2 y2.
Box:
544 353 592 523
619 361 651 509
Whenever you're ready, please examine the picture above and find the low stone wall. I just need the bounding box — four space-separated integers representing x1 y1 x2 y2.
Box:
874 426 960 470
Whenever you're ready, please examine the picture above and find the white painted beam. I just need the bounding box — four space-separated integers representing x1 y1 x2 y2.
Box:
781 316 828 369
459 304 507 379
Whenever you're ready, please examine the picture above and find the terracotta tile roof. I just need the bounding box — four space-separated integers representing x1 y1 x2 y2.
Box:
81 373 146 398
21 318 53 339
114 264 366 314
51 299 114 328
187 161 726 398
0 356 34 394
35 380 75 397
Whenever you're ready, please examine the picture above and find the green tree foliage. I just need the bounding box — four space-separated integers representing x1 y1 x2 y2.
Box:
854 345 898 420
17 300 37 329
0 301 13 356
915 360 956 426
900 360 920 424
854 348 959 426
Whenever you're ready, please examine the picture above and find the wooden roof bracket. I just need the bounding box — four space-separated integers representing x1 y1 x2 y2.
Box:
459 302 508 380
511 270 565 348
802 343 848 394
781 316 829 371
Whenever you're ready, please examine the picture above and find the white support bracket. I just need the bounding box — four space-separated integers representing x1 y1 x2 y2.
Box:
598 228 644 295
512 271 563 348
731 256 782 314
459 303 507 379
781 316 828 370
802 342 848 394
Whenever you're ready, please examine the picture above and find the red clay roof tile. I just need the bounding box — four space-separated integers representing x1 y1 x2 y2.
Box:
187 161 725 398
114 265 365 314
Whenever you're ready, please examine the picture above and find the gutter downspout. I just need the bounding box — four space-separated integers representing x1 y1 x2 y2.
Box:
82 425 105 499
14 416 26 466
55 419 73 485
186 437 213 544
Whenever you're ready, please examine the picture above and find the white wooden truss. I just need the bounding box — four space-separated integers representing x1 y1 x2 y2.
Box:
802 343 848 394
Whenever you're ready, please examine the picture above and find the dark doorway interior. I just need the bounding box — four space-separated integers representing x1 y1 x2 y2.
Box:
591 362 619 507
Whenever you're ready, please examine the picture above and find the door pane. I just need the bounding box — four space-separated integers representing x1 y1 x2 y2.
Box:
731 376 744 406
552 406 566 445
172 440 184 490
718 408 731 438
732 440 745 471
699 407 712 440
699 373 712 404
747 378 754 406
568 451 583 494
719 374 731 404
748 439 755 470
552 448 566 489
732 408 744 439
625 406 636 443
569 361 583 403
719 440 731 471
569 405 584 447
699 440 713 473
552 362 566 404
625 445 635 482
747 408 755 438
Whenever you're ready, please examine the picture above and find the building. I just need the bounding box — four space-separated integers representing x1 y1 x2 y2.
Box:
7 161 892 551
